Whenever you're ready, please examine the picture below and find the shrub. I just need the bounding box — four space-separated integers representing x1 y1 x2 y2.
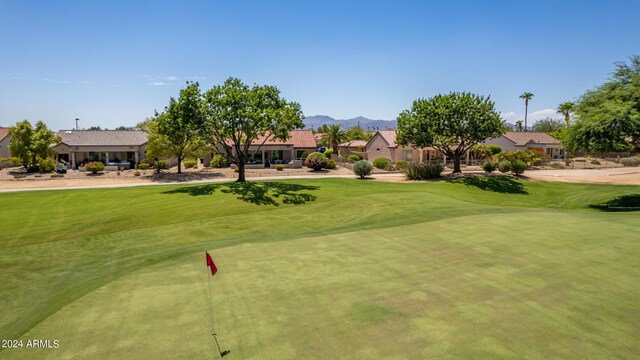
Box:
306 152 327 171
486 144 502 156
498 160 511 173
619 157 640 166
13 174 26 179
590 159 601 165
140 158 156 167
482 162 496 173
183 159 197 169
323 149 334 158
511 160 527 175
38 158 55 173
549 162 565 169
138 163 150 170
157 160 169 170
85 161 105 174
347 154 360 161
495 150 535 163
324 159 337 170
299 150 309 160
210 154 227 168
50 173 64 178
134 171 141 176
395 160 408 171
531 157 543 166
234 166 239 173
372 157 389 170
276 164 285 171
403 162 444 180
1 157 21 168
353 160 373 179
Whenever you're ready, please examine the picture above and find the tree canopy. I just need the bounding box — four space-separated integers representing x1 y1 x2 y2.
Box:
566 55 640 153
321 124 348 154
8 120 60 171
154 82 206 173
532 117 565 133
203 77 304 182
397 92 505 173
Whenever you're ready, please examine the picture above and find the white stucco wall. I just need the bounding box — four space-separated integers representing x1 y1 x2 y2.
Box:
0 136 10 158
365 133 392 160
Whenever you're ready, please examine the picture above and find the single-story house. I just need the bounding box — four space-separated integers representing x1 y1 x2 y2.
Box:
365 130 442 163
53 130 148 169
205 130 317 167
484 132 564 159
313 133 324 145
0 127 10 158
338 140 367 157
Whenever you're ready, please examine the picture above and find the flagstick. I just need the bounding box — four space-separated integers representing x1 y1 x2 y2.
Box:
207 252 225 358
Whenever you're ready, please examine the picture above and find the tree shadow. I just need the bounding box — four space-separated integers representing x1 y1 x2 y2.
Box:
589 194 640 212
451 175 528 194
163 181 319 206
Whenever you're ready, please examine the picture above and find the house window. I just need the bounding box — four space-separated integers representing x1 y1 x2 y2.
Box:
296 150 306 159
402 150 413 161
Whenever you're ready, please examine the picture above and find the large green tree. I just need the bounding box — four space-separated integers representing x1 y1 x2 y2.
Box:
397 92 505 173
556 101 575 127
346 125 371 141
203 77 304 182
321 124 348 154
8 120 60 171
565 56 640 153
155 82 206 174
532 117 564 133
519 92 534 132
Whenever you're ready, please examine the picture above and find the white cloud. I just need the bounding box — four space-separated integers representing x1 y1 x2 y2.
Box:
501 108 562 124
500 111 517 122
528 108 561 121
43 77 70 84
150 82 167 86
165 76 180 81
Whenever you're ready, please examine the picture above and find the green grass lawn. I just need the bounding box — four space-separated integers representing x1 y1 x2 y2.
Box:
0 177 639 359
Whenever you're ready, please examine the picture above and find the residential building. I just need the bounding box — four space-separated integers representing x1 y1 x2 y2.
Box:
365 130 441 163
484 132 564 159
52 130 148 169
0 127 10 158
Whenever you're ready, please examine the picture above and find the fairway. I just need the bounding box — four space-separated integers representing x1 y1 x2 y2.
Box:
1 177 639 359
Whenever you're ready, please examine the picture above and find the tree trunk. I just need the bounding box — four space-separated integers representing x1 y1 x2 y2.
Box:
236 160 246 182
524 101 528 132
453 155 462 174
177 155 182 174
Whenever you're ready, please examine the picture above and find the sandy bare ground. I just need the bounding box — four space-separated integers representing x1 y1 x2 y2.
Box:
524 168 640 185
0 166 357 192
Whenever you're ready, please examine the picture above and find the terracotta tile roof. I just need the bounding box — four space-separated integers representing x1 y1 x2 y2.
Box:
313 133 324 142
377 130 398 147
0 127 9 141
57 130 148 146
502 132 560 146
248 130 316 148
339 140 368 147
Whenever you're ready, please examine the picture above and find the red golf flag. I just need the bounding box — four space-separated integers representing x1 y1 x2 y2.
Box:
206 252 218 277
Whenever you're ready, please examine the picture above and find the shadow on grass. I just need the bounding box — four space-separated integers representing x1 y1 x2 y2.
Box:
589 194 640 212
450 175 528 194
163 181 319 206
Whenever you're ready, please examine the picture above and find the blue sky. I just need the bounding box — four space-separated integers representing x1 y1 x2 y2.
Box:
1 0 639 130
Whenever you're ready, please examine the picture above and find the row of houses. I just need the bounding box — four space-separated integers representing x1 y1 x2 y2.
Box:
0 127 563 170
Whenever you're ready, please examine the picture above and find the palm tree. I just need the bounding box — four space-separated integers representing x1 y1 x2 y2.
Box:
515 120 524 132
519 92 534 132
556 101 574 127
321 124 348 155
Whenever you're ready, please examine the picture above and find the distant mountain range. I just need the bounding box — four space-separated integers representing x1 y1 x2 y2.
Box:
303 115 396 130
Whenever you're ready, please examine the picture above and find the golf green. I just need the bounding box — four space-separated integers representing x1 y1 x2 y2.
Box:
0 177 638 359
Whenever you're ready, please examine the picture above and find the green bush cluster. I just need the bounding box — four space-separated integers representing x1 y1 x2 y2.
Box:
498 160 512 173
276 164 285 171
183 159 197 169
137 163 151 170
85 161 105 174
353 160 373 179
511 160 527 175
306 152 327 171
323 149 334 158
140 158 156 167
38 158 55 173
482 162 496 173
210 154 227 168
157 160 169 170
0 157 21 168
403 162 444 180
324 159 337 170
347 154 360 161
494 150 536 163
394 160 409 171
618 157 640 166
372 157 389 170
590 159 601 165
